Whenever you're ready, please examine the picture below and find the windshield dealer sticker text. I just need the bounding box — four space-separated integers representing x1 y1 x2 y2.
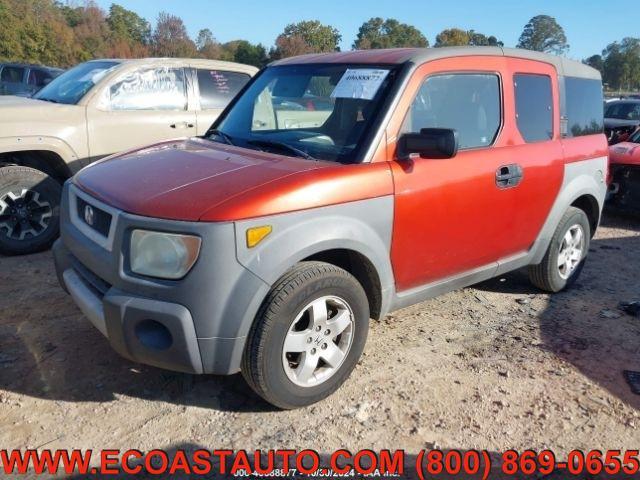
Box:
331 69 389 100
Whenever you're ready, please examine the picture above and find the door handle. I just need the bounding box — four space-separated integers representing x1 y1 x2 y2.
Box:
495 164 523 188
170 122 194 129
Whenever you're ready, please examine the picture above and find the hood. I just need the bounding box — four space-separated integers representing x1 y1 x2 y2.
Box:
609 142 640 166
0 95 85 137
0 95 64 113
73 138 330 221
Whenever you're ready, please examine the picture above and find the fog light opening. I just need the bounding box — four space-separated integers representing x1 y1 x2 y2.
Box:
135 320 173 351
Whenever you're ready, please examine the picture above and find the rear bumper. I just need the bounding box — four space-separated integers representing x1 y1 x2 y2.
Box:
53 182 271 375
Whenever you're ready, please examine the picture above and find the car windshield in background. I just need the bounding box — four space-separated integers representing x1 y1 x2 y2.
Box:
34 60 119 105
605 102 640 120
211 64 399 163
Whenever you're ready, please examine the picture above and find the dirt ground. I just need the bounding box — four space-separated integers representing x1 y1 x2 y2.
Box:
0 210 639 478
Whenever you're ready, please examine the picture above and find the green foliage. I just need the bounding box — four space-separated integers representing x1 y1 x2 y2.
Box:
600 38 640 91
283 20 341 52
233 40 269 68
468 30 503 47
151 11 197 57
107 4 150 45
584 54 604 73
434 28 470 47
271 20 341 59
435 28 503 48
353 17 428 49
0 0 76 66
195 28 223 59
517 15 568 55
196 28 215 51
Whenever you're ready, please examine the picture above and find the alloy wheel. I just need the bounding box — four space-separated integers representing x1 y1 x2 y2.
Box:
282 295 355 388
0 189 53 241
557 224 585 280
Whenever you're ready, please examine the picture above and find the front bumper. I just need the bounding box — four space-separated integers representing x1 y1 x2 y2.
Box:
609 164 640 212
53 182 270 375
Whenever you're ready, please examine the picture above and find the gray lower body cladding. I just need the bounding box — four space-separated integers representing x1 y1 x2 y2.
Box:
54 182 270 375
54 182 395 375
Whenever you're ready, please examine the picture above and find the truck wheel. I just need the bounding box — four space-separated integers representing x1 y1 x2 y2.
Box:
528 206 591 293
242 261 370 409
0 166 61 255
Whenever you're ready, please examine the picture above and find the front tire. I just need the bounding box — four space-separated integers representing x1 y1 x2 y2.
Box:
528 206 591 292
242 261 370 409
0 166 61 255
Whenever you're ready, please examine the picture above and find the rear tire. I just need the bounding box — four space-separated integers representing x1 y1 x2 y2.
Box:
528 206 590 292
0 166 61 255
242 261 370 409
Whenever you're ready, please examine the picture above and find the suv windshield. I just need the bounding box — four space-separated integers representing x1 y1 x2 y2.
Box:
209 64 400 163
34 60 119 105
605 102 640 121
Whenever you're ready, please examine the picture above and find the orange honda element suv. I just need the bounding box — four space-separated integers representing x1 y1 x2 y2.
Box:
54 47 607 408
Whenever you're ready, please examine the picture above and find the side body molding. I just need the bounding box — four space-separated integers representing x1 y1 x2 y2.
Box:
234 196 396 318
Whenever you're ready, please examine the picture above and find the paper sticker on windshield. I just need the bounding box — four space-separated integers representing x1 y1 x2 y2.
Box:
330 69 390 100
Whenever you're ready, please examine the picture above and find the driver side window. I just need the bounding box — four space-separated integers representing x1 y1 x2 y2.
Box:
401 73 501 150
104 67 187 111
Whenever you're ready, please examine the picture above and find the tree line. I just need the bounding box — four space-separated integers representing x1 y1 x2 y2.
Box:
0 1 636 91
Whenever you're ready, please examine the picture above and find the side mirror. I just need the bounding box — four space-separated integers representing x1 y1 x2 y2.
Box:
397 128 459 160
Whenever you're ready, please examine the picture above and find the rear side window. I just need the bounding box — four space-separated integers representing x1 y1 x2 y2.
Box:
514 74 553 142
565 77 604 137
401 73 501 149
197 69 250 109
1 66 25 83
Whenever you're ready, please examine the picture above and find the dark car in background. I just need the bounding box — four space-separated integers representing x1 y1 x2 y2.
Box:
605 99 640 144
0 63 64 96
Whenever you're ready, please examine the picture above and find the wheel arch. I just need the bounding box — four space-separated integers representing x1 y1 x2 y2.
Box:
302 248 383 320
529 157 607 265
0 150 72 183
570 193 600 238
234 197 397 322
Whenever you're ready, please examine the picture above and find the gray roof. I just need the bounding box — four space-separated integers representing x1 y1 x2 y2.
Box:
272 46 600 80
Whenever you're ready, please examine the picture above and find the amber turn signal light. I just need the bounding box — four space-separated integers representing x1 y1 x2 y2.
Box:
246 225 272 248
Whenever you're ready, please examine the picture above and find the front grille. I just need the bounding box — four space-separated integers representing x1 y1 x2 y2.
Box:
76 196 112 237
71 256 111 298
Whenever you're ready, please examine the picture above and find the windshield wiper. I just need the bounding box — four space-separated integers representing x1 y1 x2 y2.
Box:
207 129 236 146
247 139 316 161
35 97 60 104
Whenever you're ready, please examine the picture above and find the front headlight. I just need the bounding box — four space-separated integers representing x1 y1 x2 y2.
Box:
130 230 201 280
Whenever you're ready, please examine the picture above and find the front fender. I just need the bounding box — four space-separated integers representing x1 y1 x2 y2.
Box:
0 136 80 170
234 196 396 316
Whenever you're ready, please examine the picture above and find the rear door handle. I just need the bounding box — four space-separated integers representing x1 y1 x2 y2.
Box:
496 164 523 188
170 122 194 129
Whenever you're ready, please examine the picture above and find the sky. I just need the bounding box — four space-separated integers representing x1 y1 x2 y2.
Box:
93 0 633 60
